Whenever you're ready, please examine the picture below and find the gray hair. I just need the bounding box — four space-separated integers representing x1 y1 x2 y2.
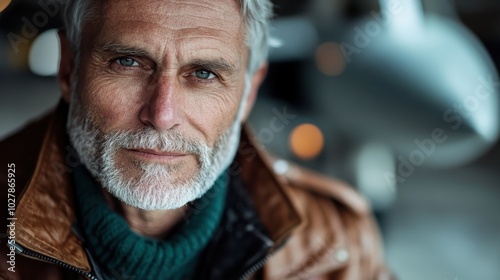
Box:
63 0 273 76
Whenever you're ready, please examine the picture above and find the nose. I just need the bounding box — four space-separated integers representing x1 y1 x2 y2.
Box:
139 76 182 131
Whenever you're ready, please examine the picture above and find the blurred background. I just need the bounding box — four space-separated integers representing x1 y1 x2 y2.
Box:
1 0 499 279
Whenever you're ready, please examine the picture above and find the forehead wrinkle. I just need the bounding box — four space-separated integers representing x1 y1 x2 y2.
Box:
173 22 238 37
177 35 235 45
168 0 226 11
169 12 236 24
105 0 242 25
98 3 244 46
99 0 244 36
158 0 242 20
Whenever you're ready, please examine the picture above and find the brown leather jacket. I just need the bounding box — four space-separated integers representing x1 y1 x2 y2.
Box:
0 102 391 280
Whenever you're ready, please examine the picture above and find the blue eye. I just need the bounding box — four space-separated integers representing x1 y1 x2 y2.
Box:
194 70 215 79
116 57 139 67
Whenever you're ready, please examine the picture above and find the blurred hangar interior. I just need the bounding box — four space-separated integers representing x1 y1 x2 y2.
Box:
0 0 499 279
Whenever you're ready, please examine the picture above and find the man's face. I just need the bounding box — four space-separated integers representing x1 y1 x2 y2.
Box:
64 0 254 210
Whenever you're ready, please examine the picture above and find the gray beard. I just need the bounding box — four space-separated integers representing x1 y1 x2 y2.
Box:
66 96 242 210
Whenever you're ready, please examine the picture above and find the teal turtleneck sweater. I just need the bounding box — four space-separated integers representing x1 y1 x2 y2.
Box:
72 165 228 280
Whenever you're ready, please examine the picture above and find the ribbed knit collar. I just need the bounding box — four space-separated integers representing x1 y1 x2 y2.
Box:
72 165 228 280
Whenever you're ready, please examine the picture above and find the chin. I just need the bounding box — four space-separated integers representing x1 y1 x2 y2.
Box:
99 159 212 210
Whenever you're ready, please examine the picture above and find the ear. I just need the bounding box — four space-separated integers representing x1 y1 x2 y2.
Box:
57 29 75 103
241 63 268 122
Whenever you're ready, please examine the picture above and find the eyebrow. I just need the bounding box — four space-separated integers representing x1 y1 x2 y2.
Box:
95 42 151 57
186 58 237 75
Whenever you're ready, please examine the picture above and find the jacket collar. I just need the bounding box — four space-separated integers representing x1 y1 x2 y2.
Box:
13 100 302 272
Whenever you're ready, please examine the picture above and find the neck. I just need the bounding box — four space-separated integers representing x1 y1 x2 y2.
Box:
102 190 188 239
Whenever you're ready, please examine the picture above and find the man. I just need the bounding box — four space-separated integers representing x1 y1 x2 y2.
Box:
0 0 391 279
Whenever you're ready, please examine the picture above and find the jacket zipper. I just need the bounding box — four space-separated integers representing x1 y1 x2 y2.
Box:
238 250 277 280
238 224 284 280
238 242 288 280
11 242 98 280
239 224 279 280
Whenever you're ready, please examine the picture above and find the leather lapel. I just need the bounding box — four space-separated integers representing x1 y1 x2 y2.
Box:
236 126 302 249
14 101 91 271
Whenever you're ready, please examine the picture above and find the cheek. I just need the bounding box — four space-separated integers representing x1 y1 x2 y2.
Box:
79 73 145 132
185 85 242 144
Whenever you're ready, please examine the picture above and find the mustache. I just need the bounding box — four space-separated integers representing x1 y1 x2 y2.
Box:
102 127 210 155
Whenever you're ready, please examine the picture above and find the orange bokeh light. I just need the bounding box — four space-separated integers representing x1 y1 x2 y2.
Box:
0 0 11 13
289 124 324 160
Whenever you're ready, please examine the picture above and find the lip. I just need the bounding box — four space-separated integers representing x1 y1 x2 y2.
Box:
126 148 188 160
